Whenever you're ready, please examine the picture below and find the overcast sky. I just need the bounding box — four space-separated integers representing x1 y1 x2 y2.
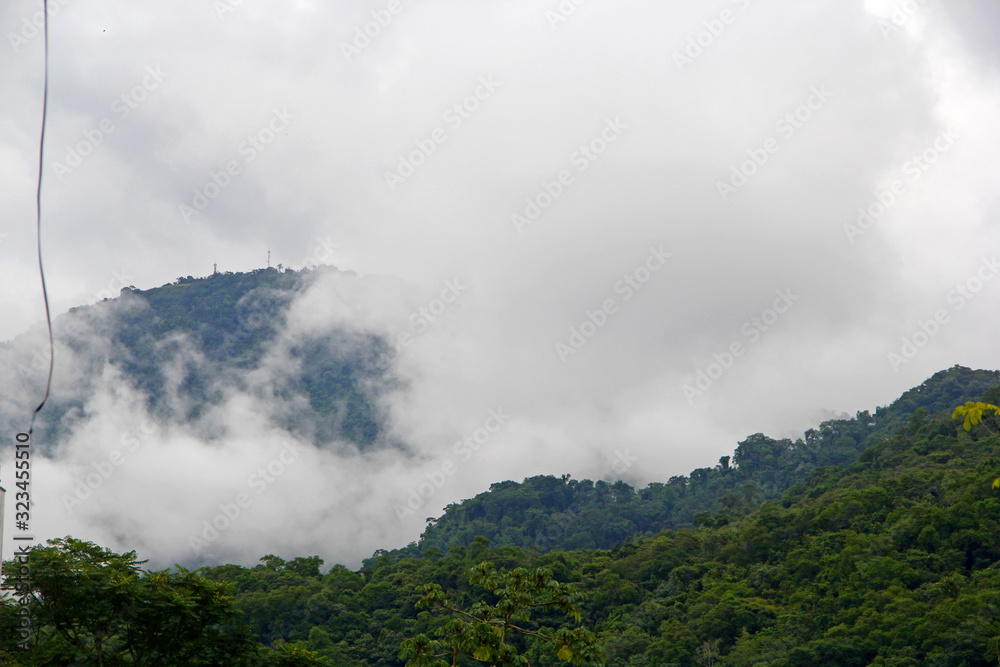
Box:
1 0 999 569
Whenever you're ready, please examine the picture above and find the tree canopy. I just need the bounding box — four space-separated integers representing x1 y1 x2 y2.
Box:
0 538 324 666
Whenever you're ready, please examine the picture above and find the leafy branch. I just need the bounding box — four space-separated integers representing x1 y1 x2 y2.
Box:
399 561 603 666
953 401 1000 488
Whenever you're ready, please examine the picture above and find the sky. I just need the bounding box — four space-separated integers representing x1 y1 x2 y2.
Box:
1 0 999 569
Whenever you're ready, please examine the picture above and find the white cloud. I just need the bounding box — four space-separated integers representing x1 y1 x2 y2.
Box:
1 0 999 568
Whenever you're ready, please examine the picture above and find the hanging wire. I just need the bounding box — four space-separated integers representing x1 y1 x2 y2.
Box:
28 0 53 436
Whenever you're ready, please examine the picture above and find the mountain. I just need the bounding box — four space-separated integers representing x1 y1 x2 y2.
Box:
4 271 994 561
373 365 1000 562
3 313 999 665
0 266 396 452
187 373 1000 666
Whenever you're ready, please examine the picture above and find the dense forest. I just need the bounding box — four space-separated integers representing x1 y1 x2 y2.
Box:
4 366 1000 665
380 366 1000 561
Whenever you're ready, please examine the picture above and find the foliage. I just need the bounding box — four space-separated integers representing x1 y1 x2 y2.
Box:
399 561 602 666
376 366 1000 562
5 370 1000 666
0 537 325 665
953 401 1000 487
953 401 1000 434
194 379 1000 666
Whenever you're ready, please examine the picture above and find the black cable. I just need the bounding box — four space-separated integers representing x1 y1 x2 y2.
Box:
29 0 53 436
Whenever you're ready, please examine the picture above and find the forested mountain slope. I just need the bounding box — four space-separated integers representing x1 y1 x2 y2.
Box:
0 267 394 451
376 366 1000 561
4 370 999 665
187 380 1000 666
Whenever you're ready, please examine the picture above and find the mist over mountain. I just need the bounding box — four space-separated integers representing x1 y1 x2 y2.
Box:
0 266 447 567
1 266 996 576
3 0 1000 661
2 266 394 453
380 364 1000 562
205 384 1000 666
3 267 1000 665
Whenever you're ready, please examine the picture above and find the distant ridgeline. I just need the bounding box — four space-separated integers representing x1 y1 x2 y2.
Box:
372 365 1000 564
0 267 395 452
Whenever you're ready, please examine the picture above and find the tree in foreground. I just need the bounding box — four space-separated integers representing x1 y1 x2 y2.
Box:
953 400 1000 486
399 561 603 666
0 537 324 666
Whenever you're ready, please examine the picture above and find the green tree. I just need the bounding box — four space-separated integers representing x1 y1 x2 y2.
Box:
0 537 325 666
399 561 602 666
